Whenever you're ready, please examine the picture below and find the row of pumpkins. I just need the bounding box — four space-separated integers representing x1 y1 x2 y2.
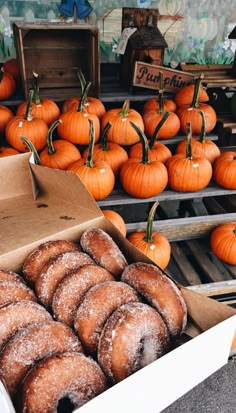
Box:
0 59 236 270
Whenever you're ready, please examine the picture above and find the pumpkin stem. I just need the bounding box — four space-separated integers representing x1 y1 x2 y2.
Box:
130 121 149 164
20 136 41 165
185 122 193 160
0 67 4 83
197 109 206 143
190 73 204 108
78 81 92 112
77 69 89 105
158 71 165 114
118 99 130 117
46 119 62 155
85 119 95 168
32 72 41 104
144 201 159 243
25 89 34 121
149 112 170 149
100 122 112 151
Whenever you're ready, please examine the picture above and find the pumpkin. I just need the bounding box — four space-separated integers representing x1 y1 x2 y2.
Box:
83 121 128 175
3 58 20 83
213 151 236 190
143 97 176 114
120 121 168 198
67 119 115 201
177 74 217 134
100 99 144 146
61 69 105 119
102 209 127 237
5 90 48 152
175 110 220 164
174 74 209 107
167 122 213 192
0 67 16 100
129 112 172 163
210 223 236 265
16 72 60 126
0 146 20 157
143 72 180 139
0 105 14 135
57 81 100 145
127 201 171 269
39 120 81 169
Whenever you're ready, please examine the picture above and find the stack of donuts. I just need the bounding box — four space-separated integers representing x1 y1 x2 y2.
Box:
0 228 188 413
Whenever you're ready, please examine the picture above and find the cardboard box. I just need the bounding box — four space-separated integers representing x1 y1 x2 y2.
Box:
13 22 100 101
0 153 236 413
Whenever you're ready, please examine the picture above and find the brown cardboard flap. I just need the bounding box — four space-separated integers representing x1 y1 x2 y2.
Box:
0 153 33 200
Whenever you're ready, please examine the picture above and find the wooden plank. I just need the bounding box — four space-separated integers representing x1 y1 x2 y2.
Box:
188 280 236 306
170 242 202 285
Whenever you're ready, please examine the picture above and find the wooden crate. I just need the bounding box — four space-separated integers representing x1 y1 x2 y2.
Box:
13 22 100 101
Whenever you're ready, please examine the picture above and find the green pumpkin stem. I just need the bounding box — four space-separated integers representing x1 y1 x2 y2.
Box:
85 119 95 168
25 89 34 121
118 99 130 117
77 69 86 94
149 112 170 149
197 109 206 143
20 136 41 165
46 119 62 155
144 201 159 243
100 122 112 151
78 81 92 112
190 73 204 108
158 71 165 114
130 121 149 164
32 72 41 104
185 122 193 160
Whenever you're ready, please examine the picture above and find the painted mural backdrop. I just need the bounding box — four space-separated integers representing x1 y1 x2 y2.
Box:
0 0 236 64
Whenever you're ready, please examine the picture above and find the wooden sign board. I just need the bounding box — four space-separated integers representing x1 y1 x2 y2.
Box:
133 61 195 93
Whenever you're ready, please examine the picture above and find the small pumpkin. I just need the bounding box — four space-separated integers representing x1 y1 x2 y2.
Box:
120 121 168 198
127 201 171 269
102 209 127 237
0 67 16 100
175 75 209 107
213 151 236 190
83 121 128 175
167 122 213 192
175 110 220 164
3 58 20 84
143 97 176 114
0 146 20 157
0 105 14 135
101 99 144 146
210 223 236 265
67 119 115 201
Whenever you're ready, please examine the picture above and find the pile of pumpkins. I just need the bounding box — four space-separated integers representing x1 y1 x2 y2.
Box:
0 61 235 270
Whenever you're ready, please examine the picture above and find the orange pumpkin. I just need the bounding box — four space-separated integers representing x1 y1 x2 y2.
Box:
0 67 16 100
175 74 209 107
0 146 20 157
67 119 115 201
210 223 236 265
167 122 213 192
120 121 168 198
3 58 20 83
213 151 236 190
143 97 176 114
83 122 128 175
127 201 171 269
101 99 144 146
102 209 127 237
0 105 14 135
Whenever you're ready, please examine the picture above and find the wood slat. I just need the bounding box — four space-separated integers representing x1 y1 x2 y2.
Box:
170 242 202 286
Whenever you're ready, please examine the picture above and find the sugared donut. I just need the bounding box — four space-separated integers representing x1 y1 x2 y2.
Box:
74 281 140 355
0 301 52 352
52 264 115 326
0 268 26 285
35 251 94 308
98 301 170 384
0 280 37 307
22 239 80 285
80 227 128 278
17 352 107 413
121 262 187 336
0 320 83 397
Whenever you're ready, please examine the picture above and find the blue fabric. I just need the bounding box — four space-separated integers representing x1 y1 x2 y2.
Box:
58 0 92 19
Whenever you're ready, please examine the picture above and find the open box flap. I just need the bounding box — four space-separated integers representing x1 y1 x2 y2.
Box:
0 153 32 201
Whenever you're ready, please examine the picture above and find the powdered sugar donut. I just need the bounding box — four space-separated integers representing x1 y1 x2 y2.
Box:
80 227 128 278
22 239 80 285
0 320 83 397
0 281 37 307
52 264 115 326
0 301 52 352
0 268 26 285
98 301 170 384
74 281 140 355
17 352 107 413
35 251 94 308
121 262 187 336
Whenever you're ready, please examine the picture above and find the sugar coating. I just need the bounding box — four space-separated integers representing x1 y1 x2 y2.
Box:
80 227 128 278
98 301 170 384
18 352 107 413
74 280 140 355
35 251 94 308
0 281 37 307
0 268 26 285
0 320 82 397
52 264 114 326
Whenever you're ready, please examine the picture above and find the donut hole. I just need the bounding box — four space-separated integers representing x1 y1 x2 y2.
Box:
137 335 161 369
57 396 75 413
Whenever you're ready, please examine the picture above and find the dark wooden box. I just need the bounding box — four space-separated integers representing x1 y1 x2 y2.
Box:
13 22 100 101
